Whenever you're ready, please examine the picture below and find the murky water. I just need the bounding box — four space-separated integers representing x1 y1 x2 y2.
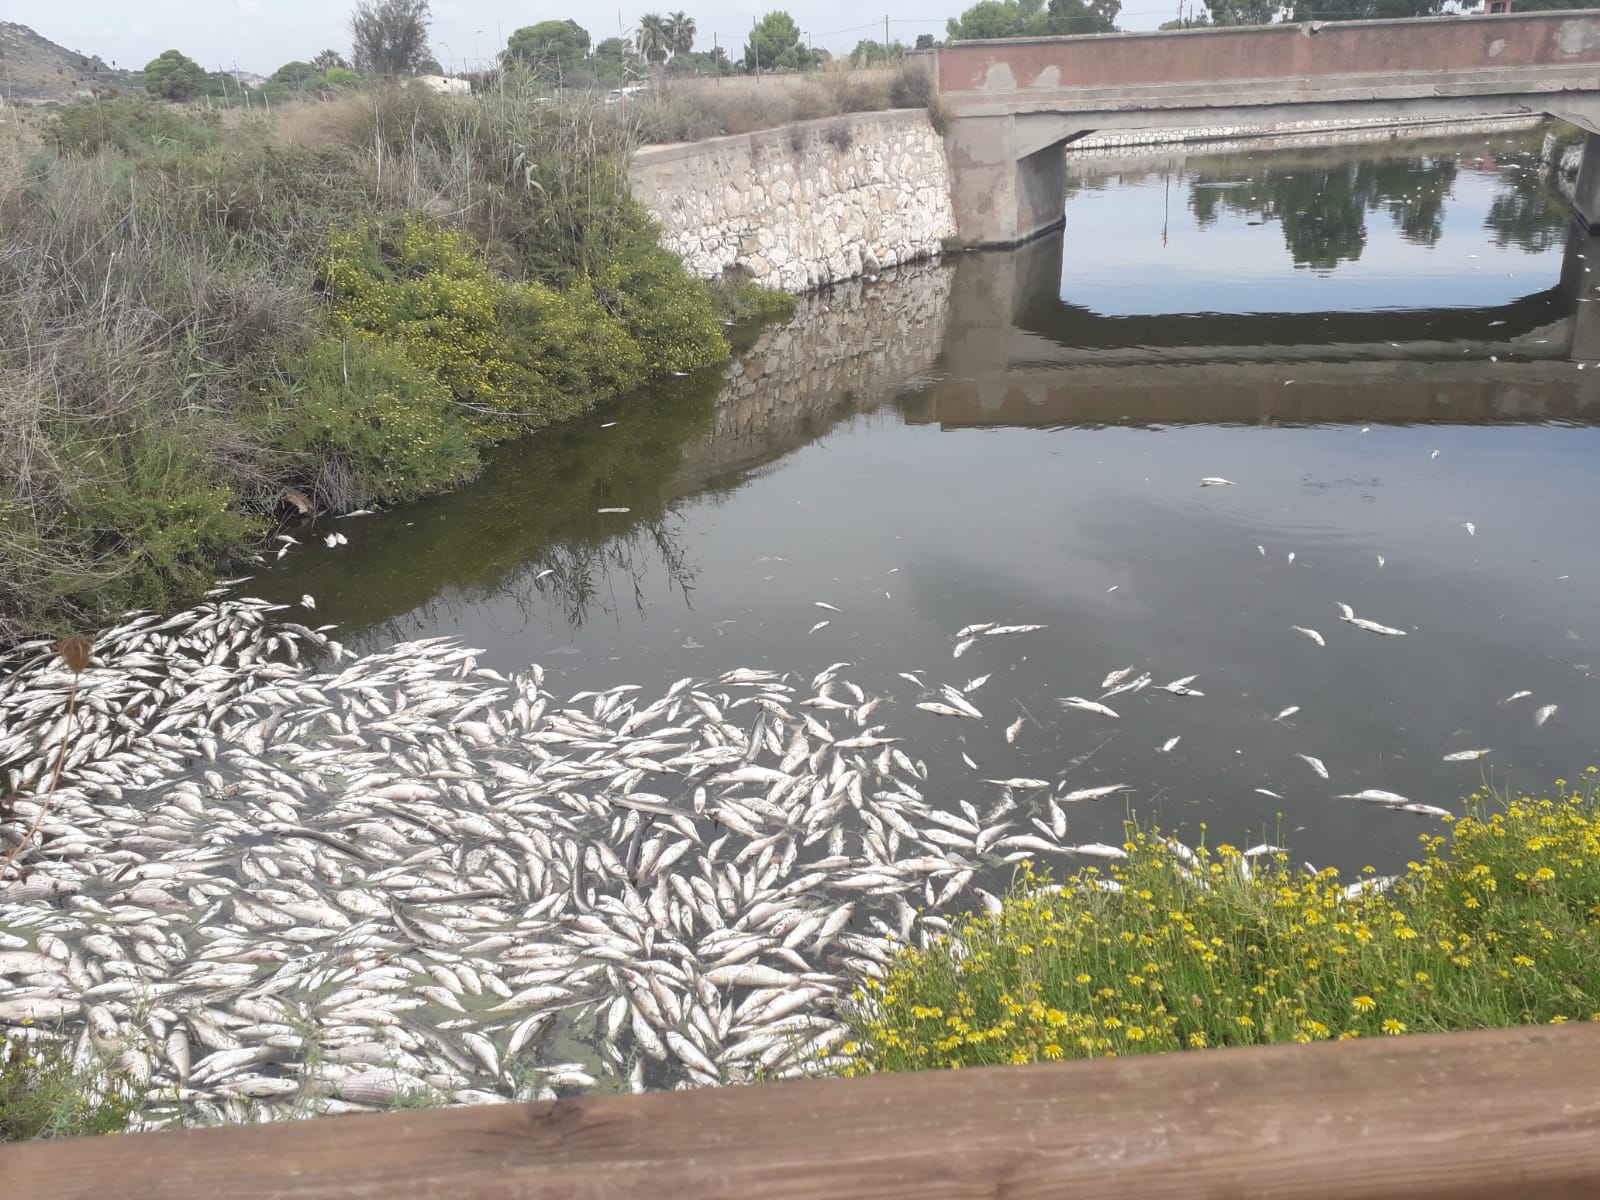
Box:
257 127 1600 876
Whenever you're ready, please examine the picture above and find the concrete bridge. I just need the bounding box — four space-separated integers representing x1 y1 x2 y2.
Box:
935 12 1600 245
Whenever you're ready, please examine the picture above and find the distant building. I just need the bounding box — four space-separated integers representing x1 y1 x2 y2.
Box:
416 75 471 95
1487 0 1514 12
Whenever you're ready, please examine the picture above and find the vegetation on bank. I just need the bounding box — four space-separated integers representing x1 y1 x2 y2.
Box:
1 1034 137 1140
841 781 1600 1073
0 85 737 640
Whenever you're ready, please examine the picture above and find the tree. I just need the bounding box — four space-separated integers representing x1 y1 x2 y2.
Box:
313 49 349 70
273 60 322 87
1047 0 1120 32
946 0 1049 40
1288 0 1452 18
851 39 907 66
349 0 433 76
142 49 205 101
504 20 592 80
743 11 817 72
664 11 697 56
1201 0 1275 22
915 33 938 49
637 14 670 63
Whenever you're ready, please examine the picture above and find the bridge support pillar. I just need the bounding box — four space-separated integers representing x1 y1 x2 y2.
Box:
1574 133 1600 236
944 116 1067 247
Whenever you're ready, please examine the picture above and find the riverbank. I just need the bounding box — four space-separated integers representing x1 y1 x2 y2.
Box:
842 785 1600 1074
0 88 734 642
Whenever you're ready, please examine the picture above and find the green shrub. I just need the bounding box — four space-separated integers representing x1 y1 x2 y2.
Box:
888 60 933 109
251 335 478 508
708 277 799 325
842 782 1600 1074
1 1034 137 1141
50 98 223 156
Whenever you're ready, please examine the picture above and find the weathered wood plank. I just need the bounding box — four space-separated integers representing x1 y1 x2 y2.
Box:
8 1025 1600 1199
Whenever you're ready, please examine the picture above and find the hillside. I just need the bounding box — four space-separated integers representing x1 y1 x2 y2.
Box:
0 22 137 104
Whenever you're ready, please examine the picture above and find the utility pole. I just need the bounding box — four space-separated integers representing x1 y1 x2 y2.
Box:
885 14 890 52
753 15 760 79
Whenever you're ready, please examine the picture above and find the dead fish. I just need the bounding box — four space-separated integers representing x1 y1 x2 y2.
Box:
1463 522 1476 536
1059 697 1119 719
1199 477 1236 487
984 624 1045 636
917 702 973 718
1101 666 1136 691
1338 789 1410 806
300 595 316 610
1297 754 1329 780
984 777 1050 790
1291 626 1325 647
597 507 631 514
807 621 830 635
1004 717 1025 745
1500 690 1532 705
814 602 840 612
1274 707 1300 722
1344 615 1407 637
1442 749 1490 762
1536 704 1558 727
952 638 976 659
1060 784 1129 803
1376 554 1385 568
956 622 996 639
1395 803 1453 818
1159 736 1181 753
1254 788 1283 799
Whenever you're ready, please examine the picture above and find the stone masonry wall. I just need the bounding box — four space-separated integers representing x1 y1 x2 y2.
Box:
629 110 956 294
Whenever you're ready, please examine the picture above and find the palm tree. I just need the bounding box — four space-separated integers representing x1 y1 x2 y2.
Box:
637 14 669 64
664 11 696 57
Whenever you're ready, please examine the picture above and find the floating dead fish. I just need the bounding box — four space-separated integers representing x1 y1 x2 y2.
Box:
1536 704 1558 727
814 602 840 612
1254 788 1283 799
1199 477 1236 487
597 507 631 514
1291 627 1325 647
1297 754 1329 780
1060 784 1129 803
807 621 830 635
1274 707 1300 722
1004 717 1025 745
1500 690 1532 705
1338 789 1410 806
1441 749 1490 762
1159 736 1181 753
1059 697 1119 719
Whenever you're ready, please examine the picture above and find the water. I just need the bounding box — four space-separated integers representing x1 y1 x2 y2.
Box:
257 127 1600 877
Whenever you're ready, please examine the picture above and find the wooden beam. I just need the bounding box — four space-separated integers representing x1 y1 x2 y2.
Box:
9 1025 1600 1199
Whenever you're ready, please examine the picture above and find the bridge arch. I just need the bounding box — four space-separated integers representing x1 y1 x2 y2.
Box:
935 13 1600 246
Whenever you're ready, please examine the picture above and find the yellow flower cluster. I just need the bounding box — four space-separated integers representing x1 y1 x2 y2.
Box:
840 787 1600 1077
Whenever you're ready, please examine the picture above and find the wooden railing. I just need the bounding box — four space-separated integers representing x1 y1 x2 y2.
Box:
9 1025 1600 1198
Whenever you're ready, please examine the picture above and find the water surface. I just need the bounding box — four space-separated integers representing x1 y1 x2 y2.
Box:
256 127 1600 876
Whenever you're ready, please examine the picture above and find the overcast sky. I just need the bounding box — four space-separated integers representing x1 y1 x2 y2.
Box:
10 0 1176 77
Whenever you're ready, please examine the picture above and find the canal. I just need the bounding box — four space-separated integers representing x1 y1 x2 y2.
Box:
254 125 1599 878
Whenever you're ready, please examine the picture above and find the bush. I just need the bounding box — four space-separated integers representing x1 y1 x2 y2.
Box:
250 335 478 509
1 1033 137 1141
1 86 730 637
50 98 223 156
888 60 933 109
842 782 1600 1074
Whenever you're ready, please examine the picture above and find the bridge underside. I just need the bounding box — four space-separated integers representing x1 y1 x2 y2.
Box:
945 95 1600 247
935 13 1600 247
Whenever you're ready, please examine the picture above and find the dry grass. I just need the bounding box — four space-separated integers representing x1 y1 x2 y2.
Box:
630 60 932 144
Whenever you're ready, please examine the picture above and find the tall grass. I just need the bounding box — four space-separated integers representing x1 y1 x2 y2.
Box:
627 60 933 145
0 84 730 639
842 779 1600 1073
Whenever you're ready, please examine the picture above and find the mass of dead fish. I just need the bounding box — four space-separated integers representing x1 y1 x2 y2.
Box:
0 599 1173 1130
0 575 1555 1131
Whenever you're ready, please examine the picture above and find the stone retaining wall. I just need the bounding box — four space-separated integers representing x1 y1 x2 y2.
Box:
630 110 956 294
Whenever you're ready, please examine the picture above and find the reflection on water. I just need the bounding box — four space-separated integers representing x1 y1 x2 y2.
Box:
257 126 1600 877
